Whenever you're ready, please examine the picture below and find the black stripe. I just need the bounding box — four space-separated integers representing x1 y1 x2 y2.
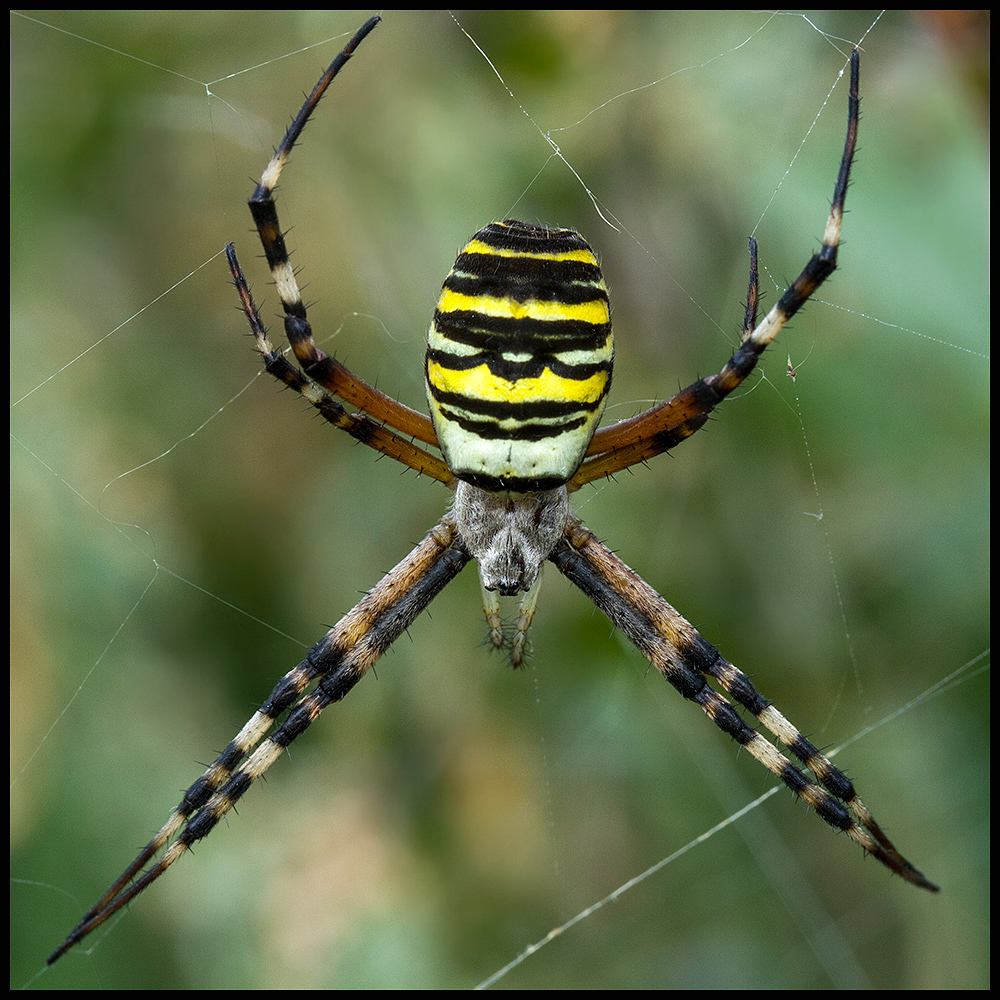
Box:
434 403 591 439
433 310 610 353
426 348 610 383
447 259 605 302
432 386 604 420
459 470 568 492
473 219 593 256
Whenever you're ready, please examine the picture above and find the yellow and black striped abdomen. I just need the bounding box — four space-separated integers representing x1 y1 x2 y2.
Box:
426 220 613 492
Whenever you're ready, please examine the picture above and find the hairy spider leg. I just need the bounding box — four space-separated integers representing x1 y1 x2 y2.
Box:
551 515 938 891
244 16 441 455
570 50 860 490
227 245 453 485
48 518 470 964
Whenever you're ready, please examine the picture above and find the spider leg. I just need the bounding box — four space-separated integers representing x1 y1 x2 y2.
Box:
228 244 455 485
481 583 505 653
244 16 439 449
570 50 860 490
47 517 471 965
511 571 545 667
550 514 938 892
479 569 545 668
741 234 760 340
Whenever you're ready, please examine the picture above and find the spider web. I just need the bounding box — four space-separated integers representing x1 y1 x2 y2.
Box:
11 10 989 990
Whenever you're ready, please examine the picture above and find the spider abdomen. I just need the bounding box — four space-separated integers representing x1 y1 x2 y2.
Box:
426 219 613 492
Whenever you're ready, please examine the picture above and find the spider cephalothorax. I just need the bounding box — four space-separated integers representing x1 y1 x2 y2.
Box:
49 14 936 968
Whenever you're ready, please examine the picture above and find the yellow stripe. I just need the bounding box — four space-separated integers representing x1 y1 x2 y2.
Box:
427 358 608 406
462 238 599 266
436 288 609 326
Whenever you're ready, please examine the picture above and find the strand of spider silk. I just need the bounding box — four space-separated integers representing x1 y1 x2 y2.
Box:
474 785 781 989
478 653 989 990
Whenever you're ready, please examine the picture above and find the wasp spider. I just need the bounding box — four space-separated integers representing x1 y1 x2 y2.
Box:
49 15 937 966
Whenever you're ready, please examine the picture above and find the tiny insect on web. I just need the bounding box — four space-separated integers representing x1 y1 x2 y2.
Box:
47 14 939 968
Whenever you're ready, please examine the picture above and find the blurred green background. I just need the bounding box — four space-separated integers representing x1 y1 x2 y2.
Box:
11 10 988 990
